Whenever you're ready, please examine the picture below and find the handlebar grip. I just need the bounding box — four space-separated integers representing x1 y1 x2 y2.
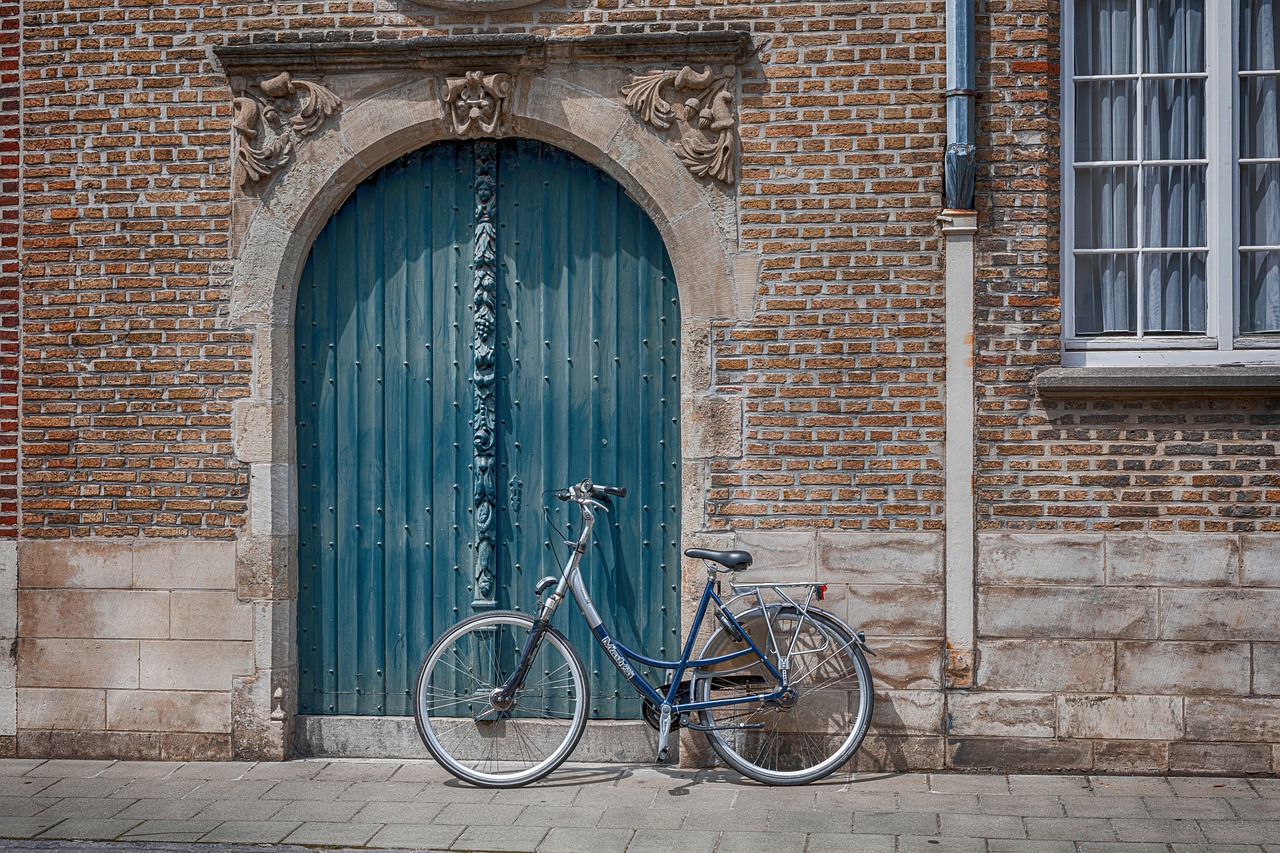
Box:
593 484 627 498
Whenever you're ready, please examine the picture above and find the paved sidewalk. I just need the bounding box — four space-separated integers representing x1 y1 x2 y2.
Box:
0 758 1274 852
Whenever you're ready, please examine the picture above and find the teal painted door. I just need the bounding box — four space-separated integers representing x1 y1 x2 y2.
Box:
296 140 681 718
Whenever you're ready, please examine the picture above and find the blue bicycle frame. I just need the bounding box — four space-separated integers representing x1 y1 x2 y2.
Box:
532 489 788 719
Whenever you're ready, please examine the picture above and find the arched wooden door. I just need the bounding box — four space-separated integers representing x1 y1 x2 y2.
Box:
295 140 681 719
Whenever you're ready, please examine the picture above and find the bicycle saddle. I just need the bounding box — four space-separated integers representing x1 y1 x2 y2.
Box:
684 548 753 572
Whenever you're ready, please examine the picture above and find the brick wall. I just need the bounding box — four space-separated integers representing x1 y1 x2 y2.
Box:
0 0 17 538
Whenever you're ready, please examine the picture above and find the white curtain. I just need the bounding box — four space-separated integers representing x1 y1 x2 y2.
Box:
1241 0 1280 334
1073 0 1207 336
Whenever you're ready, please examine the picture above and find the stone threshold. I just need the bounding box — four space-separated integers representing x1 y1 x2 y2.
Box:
293 715 662 763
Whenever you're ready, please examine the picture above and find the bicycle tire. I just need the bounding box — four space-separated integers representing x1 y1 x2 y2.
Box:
413 609 589 788
693 605 874 785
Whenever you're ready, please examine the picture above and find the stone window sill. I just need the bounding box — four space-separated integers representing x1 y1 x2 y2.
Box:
1035 365 1280 397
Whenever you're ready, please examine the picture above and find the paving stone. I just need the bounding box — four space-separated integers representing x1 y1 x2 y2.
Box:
198 820 302 844
1172 845 1268 852
352 800 443 824
988 842 1077 853
268 799 367 823
486 784 582 806
1061 795 1152 818
1170 778 1261 798
715 830 807 853
108 779 204 800
1025 816 1118 841
898 835 985 852
978 793 1066 817
96 762 184 779
929 773 1011 793
1201 821 1280 844
805 832 895 852
1112 818 1206 843
851 810 938 835
262 780 353 800
190 799 287 822
512 805 605 828
1090 777 1176 796
765 809 854 833
538 826 633 852
569 786 658 810
0 817 63 839
241 762 329 781
451 824 549 852
899 791 980 813
0 762 47 777
1007 774 1092 795
32 798 136 819
366 823 464 849
1078 844 1172 853
940 812 1027 838
166 763 252 781
850 772 931 792
314 761 401 782
118 819 223 842
112 798 207 821
283 820 382 847
1143 795 1235 818
36 818 140 840
676 807 767 832
628 828 718 853
338 782 427 802
22 762 114 779
33 780 130 800
0 780 55 799
386 763 458 783
433 802 524 826
0 799 47 819
596 805 684 829
1230 799 1280 819
183 780 276 800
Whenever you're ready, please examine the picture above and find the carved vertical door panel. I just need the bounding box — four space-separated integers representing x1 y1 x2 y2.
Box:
296 140 681 718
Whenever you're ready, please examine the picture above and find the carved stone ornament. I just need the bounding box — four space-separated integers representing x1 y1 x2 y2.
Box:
443 71 514 137
232 72 341 187
622 65 737 186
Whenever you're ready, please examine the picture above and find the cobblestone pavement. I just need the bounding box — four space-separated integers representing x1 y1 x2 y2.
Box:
0 758 1274 852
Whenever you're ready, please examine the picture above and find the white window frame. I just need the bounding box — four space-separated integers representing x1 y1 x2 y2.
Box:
1061 0 1280 367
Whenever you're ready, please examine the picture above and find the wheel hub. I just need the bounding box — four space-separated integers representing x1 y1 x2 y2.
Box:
489 688 515 711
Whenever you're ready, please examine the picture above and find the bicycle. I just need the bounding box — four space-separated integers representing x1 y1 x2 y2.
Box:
412 478 875 787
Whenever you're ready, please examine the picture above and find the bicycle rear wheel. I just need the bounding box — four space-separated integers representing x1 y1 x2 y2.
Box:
693 606 873 785
413 610 589 787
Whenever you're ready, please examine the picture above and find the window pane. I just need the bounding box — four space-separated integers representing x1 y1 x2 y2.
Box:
1240 76 1280 160
1076 81 1136 161
1144 78 1205 160
1144 252 1207 333
1144 165 1206 247
1144 0 1205 73
1075 254 1137 335
1076 0 1135 75
1076 167 1137 248
1240 251 1280 333
1241 0 1280 71
1241 164 1280 246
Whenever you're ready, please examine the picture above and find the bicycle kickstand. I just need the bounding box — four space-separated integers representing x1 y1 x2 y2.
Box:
656 703 673 762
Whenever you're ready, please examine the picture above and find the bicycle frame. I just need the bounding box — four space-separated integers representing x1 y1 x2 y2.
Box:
524 489 788 717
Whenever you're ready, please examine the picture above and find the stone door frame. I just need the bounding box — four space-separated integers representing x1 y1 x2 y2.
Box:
218 36 759 757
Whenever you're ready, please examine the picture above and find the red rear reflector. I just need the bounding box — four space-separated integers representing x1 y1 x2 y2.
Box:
818 584 827 600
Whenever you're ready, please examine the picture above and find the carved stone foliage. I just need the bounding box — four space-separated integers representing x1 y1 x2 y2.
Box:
443 71 514 137
232 72 341 187
622 66 737 186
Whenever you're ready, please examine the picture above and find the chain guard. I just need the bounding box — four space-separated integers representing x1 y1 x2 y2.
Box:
641 682 691 731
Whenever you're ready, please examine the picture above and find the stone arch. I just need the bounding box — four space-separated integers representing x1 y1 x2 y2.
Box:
227 73 753 757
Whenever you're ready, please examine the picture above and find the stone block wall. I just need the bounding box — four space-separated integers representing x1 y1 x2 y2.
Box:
15 540 250 759
964 533 1280 774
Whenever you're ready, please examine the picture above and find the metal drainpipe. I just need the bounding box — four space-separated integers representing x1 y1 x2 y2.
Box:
941 0 979 694
945 0 977 211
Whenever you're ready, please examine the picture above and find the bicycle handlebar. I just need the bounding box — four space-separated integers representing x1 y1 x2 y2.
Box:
555 479 627 504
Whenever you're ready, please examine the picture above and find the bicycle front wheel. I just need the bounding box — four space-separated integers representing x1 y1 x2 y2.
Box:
693 606 874 785
413 610 589 787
